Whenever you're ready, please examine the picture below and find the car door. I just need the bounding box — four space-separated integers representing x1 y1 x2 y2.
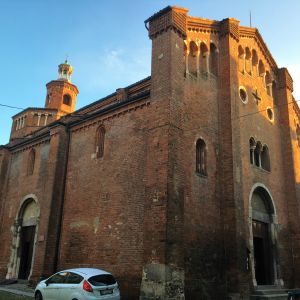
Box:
43 272 68 300
59 272 84 300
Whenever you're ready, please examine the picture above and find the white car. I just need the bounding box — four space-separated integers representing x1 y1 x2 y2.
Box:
34 268 120 300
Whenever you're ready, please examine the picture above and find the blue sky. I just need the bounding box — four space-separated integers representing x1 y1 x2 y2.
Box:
0 0 299 145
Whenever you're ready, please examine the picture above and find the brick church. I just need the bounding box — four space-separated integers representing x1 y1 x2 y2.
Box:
1 6 300 299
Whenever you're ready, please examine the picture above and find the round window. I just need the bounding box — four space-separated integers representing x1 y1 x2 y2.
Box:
239 87 248 103
267 107 274 121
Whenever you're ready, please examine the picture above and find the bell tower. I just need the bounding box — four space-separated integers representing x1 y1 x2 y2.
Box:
45 60 79 117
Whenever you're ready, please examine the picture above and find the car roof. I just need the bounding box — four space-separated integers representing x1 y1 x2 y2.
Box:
63 268 111 277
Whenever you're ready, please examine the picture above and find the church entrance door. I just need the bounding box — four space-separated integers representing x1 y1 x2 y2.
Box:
18 225 36 279
252 220 271 285
251 187 277 286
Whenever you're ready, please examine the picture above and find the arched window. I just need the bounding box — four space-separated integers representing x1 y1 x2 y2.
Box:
196 139 207 175
249 138 256 165
261 145 271 171
63 94 72 106
96 126 105 158
251 49 258 76
27 149 35 175
188 41 198 76
238 46 245 73
245 47 251 74
258 60 265 76
254 142 262 167
265 71 272 97
210 43 218 77
200 42 209 74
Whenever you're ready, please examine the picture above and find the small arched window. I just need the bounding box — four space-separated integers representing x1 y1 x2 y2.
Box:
96 126 105 158
196 139 207 176
254 142 262 167
249 138 256 164
63 94 72 106
27 149 35 176
261 145 271 171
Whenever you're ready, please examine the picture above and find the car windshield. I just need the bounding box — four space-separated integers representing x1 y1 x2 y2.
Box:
88 274 116 286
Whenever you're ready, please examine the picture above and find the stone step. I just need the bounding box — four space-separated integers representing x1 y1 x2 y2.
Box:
256 285 281 289
254 289 288 295
250 294 288 300
251 286 288 300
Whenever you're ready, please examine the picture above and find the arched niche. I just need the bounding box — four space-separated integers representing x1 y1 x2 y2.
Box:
252 49 258 76
209 43 218 77
200 42 209 74
245 47 252 74
188 41 198 76
238 45 245 73
265 71 273 97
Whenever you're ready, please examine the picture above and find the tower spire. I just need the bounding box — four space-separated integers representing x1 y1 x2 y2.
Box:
58 59 73 82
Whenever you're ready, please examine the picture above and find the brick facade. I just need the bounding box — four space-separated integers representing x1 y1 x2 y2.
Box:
0 6 300 300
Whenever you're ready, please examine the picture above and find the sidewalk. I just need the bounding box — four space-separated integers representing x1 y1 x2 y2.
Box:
0 280 34 299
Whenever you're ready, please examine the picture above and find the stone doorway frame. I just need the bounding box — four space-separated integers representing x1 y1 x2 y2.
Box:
6 194 40 280
248 183 283 287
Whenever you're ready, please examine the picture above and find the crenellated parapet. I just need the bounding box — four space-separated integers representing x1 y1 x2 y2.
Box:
277 68 294 92
145 6 188 39
219 18 240 41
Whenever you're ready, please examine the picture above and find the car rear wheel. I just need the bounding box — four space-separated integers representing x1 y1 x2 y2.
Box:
35 291 43 300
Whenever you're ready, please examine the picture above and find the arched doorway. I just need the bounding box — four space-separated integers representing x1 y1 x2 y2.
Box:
18 200 38 279
249 185 281 286
6 196 39 280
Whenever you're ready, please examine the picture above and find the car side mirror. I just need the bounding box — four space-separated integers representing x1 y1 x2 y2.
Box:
45 280 50 286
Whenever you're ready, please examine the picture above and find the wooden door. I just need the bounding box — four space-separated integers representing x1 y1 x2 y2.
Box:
18 225 36 279
252 220 272 285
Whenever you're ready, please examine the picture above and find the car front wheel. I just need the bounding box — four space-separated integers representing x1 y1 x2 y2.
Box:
35 291 43 300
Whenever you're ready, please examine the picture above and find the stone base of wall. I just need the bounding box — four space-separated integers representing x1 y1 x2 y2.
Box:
139 263 184 300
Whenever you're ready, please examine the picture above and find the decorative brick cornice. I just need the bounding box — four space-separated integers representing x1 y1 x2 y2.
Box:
11 137 50 155
277 68 294 92
187 17 219 34
239 27 277 69
220 18 240 41
145 6 188 39
46 80 79 94
71 100 150 134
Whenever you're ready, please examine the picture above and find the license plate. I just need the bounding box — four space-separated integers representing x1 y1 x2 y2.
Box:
100 289 113 295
